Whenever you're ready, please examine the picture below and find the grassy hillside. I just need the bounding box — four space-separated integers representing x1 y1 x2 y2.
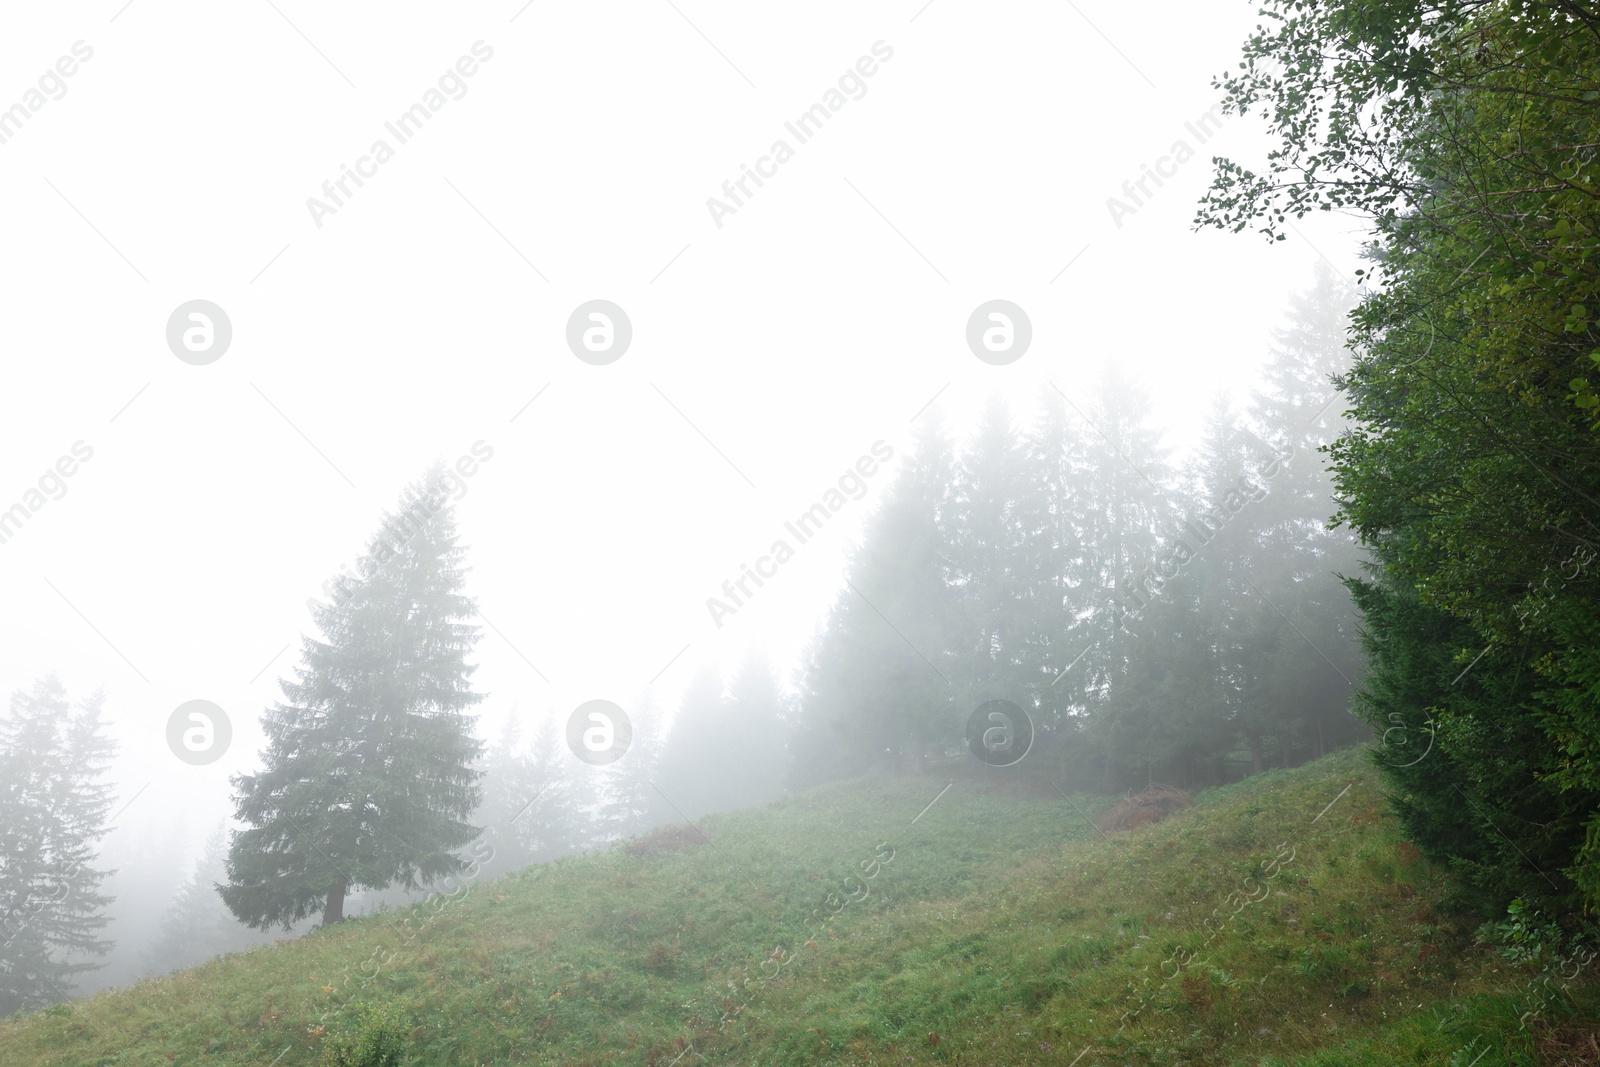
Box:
4 747 1597 1066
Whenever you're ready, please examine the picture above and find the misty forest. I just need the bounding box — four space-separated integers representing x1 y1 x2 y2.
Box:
6 1 1600 1065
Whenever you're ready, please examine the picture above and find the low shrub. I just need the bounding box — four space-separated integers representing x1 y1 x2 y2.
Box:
319 1001 409 1067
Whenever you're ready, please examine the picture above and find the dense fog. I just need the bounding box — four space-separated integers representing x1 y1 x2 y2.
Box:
7 2 1598 1064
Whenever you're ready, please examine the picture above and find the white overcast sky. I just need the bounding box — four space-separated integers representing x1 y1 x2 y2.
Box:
0 0 1363 865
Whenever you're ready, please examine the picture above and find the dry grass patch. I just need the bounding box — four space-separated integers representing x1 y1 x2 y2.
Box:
1096 783 1194 832
622 823 706 857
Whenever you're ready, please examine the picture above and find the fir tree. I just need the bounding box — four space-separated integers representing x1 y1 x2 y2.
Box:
947 396 1031 717
0 678 116 1016
1012 385 1093 751
222 470 486 929
1241 263 1365 765
791 418 959 783
1072 368 1175 790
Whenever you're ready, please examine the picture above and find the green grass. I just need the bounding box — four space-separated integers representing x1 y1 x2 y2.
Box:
3 747 1596 1066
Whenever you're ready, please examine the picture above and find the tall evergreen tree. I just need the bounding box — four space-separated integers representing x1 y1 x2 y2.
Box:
1072 368 1175 790
947 397 1031 717
1012 385 1093 756
1106 396 1242 787
0 678 116 1016
1105 269 1363 784
791 420 959 784
1201 0 1600 917
222 469 486 928
1241 263 1365 766
1347 562 1599 918
1184 397 1287 775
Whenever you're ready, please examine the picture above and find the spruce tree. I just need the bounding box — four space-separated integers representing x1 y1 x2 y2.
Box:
1171 398 1276 777
791 418 959 784
1346 565 1597 917
1071 368 1174 790
1084 395 1234 789
222 470 485 929
947 396 1031 718
0 678 116 1016
1241 263 1364 764
1012 385 1093 756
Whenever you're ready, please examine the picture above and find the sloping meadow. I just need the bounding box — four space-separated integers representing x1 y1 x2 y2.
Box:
3 748 1594 1066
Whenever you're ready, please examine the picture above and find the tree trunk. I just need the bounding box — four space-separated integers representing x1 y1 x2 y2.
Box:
322 879 347 925
1248 734 1263 775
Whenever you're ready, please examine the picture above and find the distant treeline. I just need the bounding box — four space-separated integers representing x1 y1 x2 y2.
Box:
789 266 1367 794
